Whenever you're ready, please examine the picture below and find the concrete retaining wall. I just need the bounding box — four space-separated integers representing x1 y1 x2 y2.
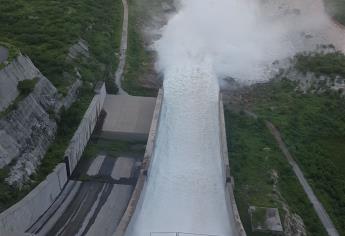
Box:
0 163 67 235
0 83 106 235
219 95 246 236
114 89 164 236
64 83 106 175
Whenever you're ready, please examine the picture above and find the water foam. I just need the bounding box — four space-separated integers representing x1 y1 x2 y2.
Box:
126 59 236 236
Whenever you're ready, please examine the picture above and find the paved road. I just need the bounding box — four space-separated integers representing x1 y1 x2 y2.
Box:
266 121 339 236
114 0 129 95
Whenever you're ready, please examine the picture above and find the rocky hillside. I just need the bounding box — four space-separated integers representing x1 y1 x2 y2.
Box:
0 55 75 187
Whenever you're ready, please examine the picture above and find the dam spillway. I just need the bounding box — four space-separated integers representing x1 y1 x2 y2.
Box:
125 61 239 236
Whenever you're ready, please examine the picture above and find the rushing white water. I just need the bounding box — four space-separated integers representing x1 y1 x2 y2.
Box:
125 0 345 235
125 58 236 236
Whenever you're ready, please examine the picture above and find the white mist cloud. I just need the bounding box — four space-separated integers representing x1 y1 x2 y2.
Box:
154 0 345 83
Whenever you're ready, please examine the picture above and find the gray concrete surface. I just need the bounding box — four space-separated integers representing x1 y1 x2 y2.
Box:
266 121 339 236
0 163 67 235
114 89 163 236
0 46 9 64
64 83 106 175
219 98 246 236
101 95 157 141
111 157 135 180
28 148 139 236
114 0 128 95
84 184 133 236
43 182 132 236
27 181 82 235
28 154 137 236
87 155 106 176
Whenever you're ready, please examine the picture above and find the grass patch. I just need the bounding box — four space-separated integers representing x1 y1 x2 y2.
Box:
324 0 345 25
17 78 38 95
295 51 345 78
72 137 146 181
0 0 123 92
82 138 145 160
241 78 345 234
122 0 159 97
225 109 327 235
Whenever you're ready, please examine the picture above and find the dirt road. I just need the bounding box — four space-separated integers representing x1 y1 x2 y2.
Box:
114 0 129 95
266 121 339 236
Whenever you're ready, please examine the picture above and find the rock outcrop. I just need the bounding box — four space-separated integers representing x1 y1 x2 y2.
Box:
0 55 41 112
59 79 82 110
0 55 70 187
66 39 89 62
272 57 345 96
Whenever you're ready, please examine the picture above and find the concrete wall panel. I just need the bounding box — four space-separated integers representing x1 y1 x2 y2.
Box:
115 89 164 236
64 83 106 175
0 163 68 235
219 96 246 236
54 163 68 190
0 83 105 235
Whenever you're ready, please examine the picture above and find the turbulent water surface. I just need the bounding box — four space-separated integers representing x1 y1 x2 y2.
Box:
126 60 236 235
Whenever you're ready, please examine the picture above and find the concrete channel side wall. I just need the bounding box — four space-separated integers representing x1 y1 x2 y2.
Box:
219 95 246 236
0 83 106 235
114 89 164 236
64 83 106 175
0 163 67 235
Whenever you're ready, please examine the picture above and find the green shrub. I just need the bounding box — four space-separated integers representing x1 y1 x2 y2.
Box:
105 78 119 94
295 51 345 77
17 78 38 95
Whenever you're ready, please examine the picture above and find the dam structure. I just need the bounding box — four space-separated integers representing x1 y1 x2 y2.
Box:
0 81 244 236
123 62 244 236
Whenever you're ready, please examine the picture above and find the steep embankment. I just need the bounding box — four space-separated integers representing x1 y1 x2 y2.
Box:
0 0 123 93
0 55 60 187
0 0 124 211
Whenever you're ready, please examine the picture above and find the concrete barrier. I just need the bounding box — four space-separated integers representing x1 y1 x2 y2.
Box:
64 83 106 175
219 95 246 236
0 83 106 235
0 163 67 235
114 89 164 236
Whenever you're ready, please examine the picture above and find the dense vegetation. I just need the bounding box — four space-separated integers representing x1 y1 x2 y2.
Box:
324 0 345 25
122 0 160 96
17 79 38 95
0 0 123 93
295 50 345 78
237 78 345 234
225 110 327 235
0 0 123 211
